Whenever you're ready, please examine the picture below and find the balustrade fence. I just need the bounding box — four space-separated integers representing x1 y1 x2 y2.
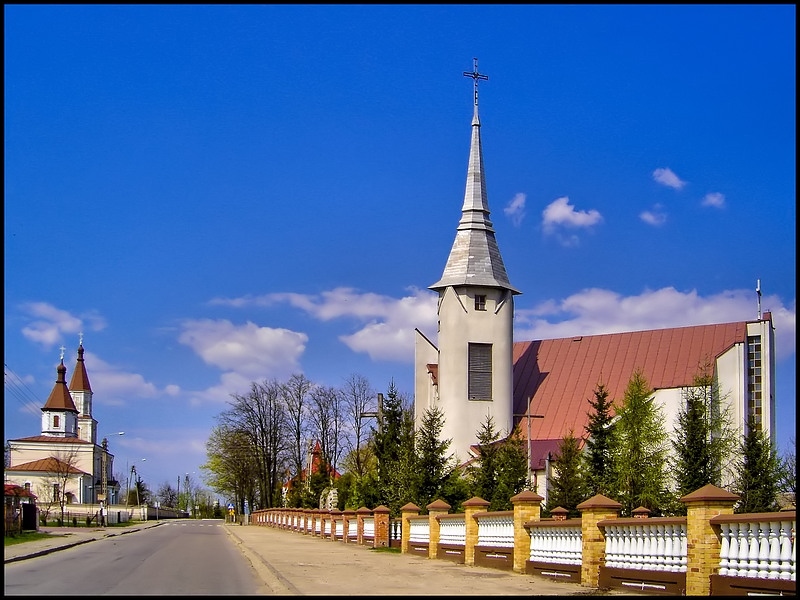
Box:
251 484 795 596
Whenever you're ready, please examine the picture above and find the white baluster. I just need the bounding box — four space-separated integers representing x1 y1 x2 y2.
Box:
777 520 792 580
663 524 675 572
654 523 666 571
605 525 618 568
747 522 760 578
767 520 781 579
718 522 731 576
757 522 771 578
738 522 752 577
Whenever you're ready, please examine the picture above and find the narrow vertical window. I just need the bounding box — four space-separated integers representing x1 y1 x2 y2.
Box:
468 343 492 400
746 335 762 429
53 415 60 428
475 295 486 311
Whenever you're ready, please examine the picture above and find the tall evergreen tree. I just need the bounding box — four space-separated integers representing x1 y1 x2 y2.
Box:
671 367 740 505
467 414 502 505
415 405 457 509
546 430 587 518
372 380 417 517
466 415 528 511
583 383 616 496
734 416 783 513
611 369 672 516
491 429 529 511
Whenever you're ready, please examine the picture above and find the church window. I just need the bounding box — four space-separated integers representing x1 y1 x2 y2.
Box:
53 415 60 428
468 343 492 400
746 335 762 429
475 295 486 311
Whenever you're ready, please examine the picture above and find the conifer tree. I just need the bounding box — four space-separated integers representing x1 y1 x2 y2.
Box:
583 383 616 496
415 405 458 509
372 380 417 517
671 367 739 504
734 416 783 513
611 369 671 516
466 414 528 511
546 430 587 518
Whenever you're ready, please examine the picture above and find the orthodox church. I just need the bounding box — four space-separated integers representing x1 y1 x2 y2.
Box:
5 339 121 507
413 62 776 505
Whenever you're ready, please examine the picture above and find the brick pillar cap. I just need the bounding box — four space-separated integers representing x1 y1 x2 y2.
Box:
511 490 544 504
550 506 568 516
372 505 390 514
343 509 356 516
680 483 740 504
330 508 342 514
427 499 451 511
356 506 372 514
632 506 651 517
400 502 421 512
577 494 622 511
463 496 490 508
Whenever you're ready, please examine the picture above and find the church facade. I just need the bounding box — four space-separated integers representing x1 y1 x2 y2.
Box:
414 66 776 506
5 341 121 508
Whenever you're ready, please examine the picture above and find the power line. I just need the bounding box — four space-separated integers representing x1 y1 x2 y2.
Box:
4 363 43 418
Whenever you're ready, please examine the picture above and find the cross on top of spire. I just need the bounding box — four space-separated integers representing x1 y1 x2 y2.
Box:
59 345 66 361
463 57 488 107
79 331 84 346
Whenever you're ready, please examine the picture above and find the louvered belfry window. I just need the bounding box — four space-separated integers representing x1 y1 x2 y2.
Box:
468 343 492 400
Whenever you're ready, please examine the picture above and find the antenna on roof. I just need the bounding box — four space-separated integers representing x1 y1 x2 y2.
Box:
756 279 762 320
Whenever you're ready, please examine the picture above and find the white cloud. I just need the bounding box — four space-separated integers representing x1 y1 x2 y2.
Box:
18 302 106 349
653 167 687 190
514 287 796 361
541 197 602 246
178 318 307 380
640 204 668 226
504 193 527 227
82 351 177 406
702 192 726 208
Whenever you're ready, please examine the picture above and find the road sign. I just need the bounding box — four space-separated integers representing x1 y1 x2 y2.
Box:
227 503 234 510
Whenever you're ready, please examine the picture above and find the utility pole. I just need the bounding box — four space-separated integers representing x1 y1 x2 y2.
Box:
99 437 108 526
513 404 545 491
361 393 384 434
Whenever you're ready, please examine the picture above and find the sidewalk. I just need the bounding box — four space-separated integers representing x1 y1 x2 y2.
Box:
224 524 637 595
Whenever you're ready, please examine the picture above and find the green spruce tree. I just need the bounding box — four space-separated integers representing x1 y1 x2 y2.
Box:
583 383 616 496
546 430 587 518
671 367 739 506
491 429 530 511
415 405 459 509
734 416 783 513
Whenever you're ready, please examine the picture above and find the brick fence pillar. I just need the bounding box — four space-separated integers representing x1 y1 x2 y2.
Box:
427 499 451 559
577 494 622 588
373 505 390 548
463 497 490 567
342 509 355 543
356 506 371 545
511 490 544 574
330 508 342 541
400 503 421 554
680 483 740 596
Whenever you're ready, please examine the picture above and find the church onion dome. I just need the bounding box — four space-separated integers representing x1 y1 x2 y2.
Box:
43 360 79 412
68 343 92 392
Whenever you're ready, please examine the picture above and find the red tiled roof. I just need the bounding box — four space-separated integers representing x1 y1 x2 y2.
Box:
4 483 37 499
9 435 89 445
6 456 88 475
512 321 747 443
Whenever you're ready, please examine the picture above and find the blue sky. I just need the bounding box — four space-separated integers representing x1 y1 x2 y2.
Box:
5 5 796 492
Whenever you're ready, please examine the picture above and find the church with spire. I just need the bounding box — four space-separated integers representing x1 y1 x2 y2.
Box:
5 338 121 507
414 59 777 506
